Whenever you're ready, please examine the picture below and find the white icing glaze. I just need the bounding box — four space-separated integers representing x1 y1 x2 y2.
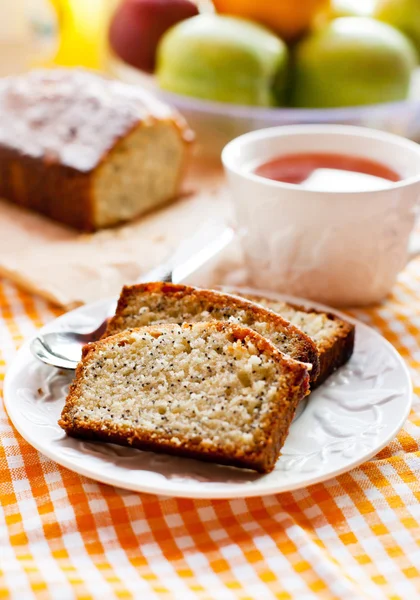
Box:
0 68 191 171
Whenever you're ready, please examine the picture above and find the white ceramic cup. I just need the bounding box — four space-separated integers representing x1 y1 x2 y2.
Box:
222 124 420 307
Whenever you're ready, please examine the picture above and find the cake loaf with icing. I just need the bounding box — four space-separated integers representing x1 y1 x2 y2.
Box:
0 69 192 231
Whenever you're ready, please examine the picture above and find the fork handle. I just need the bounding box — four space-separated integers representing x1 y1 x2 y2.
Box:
135 264 173 284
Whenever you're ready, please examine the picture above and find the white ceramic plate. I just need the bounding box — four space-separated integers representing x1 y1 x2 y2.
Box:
4 290 412 499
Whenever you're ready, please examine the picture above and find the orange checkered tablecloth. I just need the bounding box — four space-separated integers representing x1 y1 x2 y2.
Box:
1 263 420 600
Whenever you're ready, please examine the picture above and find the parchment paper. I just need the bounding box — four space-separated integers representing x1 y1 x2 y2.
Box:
0 161 247 309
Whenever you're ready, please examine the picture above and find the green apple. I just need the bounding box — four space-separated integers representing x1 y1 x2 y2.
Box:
291 17 416 108
156 14 289 106
328 0 375 18
374 0 420 59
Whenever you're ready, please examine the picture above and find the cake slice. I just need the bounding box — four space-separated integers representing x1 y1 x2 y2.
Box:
103 282 320 383
59 322 309 473
239 293 355 387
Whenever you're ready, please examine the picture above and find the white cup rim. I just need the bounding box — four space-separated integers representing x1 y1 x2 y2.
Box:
221 124 420 195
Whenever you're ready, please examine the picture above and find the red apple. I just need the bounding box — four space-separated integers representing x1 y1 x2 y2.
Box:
109 0 199 73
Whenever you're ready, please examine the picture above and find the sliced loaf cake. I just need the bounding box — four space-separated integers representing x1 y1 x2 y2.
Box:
103 283 320 383
59 321 309 473
0 69 192 231
239 294 355 387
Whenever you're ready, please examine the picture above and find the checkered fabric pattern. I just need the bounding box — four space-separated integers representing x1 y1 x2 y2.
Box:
1 264 420 600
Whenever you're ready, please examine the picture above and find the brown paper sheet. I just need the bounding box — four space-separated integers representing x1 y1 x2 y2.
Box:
0 162 246 309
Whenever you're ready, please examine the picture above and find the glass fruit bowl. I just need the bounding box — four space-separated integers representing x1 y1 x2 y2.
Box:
108 54 420 159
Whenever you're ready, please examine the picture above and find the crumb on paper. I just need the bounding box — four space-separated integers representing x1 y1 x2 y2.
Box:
153 235 166 243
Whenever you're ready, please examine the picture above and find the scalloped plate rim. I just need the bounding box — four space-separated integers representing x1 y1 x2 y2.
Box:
3 288 413 499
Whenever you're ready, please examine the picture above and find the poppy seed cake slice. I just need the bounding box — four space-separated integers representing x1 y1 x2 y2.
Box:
59 321 310 473
103 283 320 383
239 293 355 387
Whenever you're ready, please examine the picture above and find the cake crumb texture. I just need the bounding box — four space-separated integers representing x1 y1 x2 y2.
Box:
240 294 355 387
60 321 309 473
104 283 320 382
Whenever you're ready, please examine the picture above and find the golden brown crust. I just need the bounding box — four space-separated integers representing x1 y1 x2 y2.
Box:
60 322 310 473
104 282 320 383
0 122 191 232
0 148 95 230
242 293 355 388
313 325 355 387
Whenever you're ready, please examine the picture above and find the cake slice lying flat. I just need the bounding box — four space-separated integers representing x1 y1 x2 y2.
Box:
240 294 355 387
60 322 309 473
103 283 320 383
